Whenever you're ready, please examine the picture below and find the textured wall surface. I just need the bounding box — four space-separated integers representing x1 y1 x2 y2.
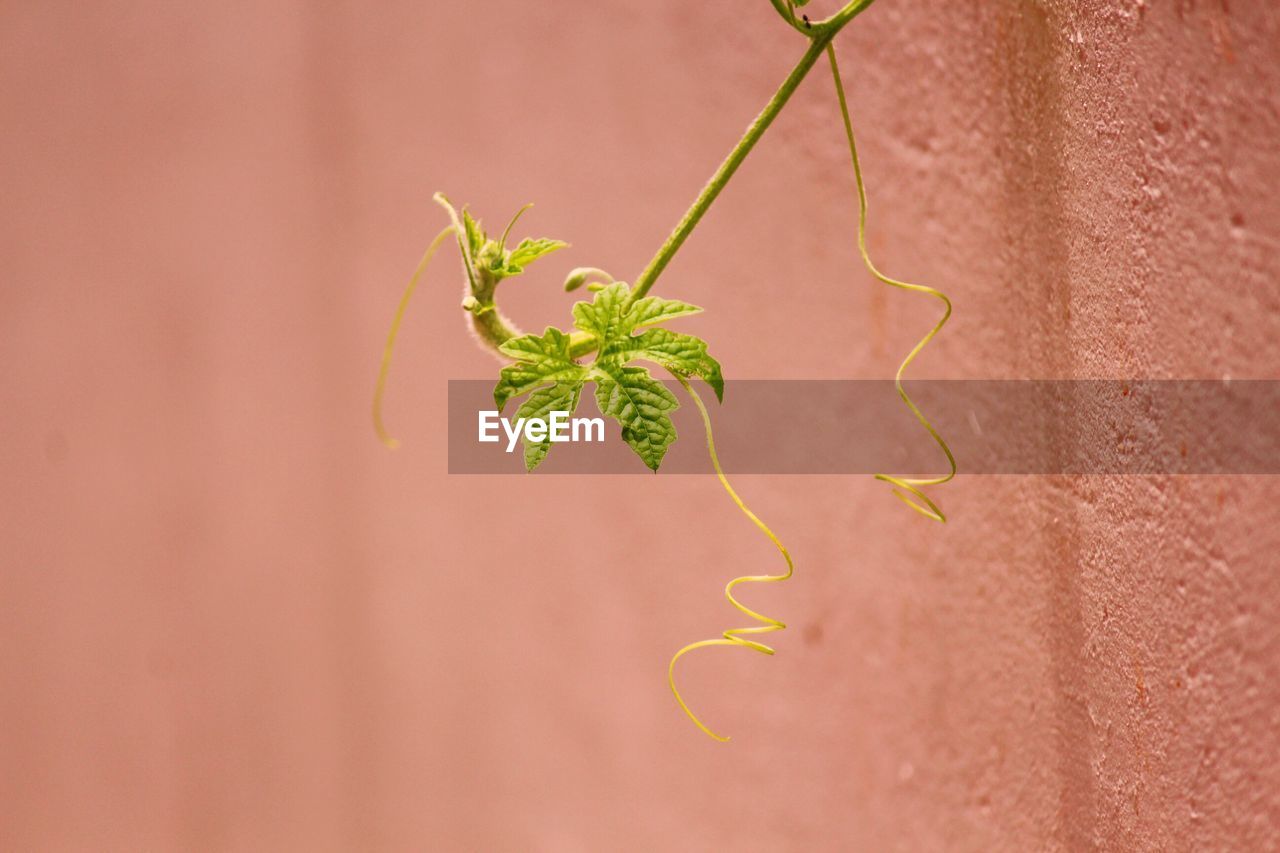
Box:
3 1 1278 850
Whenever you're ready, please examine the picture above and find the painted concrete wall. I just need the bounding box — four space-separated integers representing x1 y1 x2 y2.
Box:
2 1 1278 849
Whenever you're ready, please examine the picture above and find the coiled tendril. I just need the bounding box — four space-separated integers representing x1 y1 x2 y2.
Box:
668 375 795 742
828 44 956 522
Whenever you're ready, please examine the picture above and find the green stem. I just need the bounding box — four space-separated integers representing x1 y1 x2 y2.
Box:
628 0 877 302
628 37 827 301
465 0 879 361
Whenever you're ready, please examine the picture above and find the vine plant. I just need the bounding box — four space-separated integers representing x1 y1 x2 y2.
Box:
373 0 956 741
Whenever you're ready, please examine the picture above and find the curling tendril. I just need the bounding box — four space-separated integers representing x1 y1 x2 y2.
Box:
827 44 957 522
668 375 795 742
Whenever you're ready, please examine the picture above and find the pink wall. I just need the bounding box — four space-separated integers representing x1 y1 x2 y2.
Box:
3 1 1278 849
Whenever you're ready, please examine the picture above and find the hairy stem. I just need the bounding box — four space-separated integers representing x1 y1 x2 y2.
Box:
465 265 524 353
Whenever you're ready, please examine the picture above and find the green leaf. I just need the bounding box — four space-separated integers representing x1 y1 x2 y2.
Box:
571 281 704 343
433 193 479 290
507 238 568 272
571 281 632 343
514 382 582 472
591 364 679 471
497 326 573 362
462 210 485 258
624 294 703 331
494 327 586 411
491 273 723 472
602 328 724 402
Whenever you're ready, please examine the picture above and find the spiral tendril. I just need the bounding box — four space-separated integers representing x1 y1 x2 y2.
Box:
827 44 956 522
372 226 455 450
668 375 795 742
